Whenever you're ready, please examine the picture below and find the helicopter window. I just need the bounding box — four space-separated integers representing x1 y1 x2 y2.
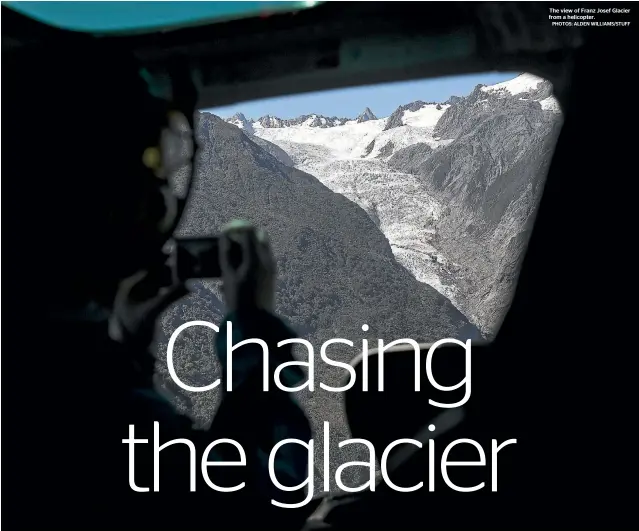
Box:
159 72 562 491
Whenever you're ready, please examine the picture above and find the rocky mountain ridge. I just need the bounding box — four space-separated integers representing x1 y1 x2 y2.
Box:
225 99 455 134
389 73 562 334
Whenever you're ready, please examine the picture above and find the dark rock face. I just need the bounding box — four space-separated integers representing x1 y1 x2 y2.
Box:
376 141 395 158
387 142 434 169
158 112 479 491
389 80 563 336
362 139 376 157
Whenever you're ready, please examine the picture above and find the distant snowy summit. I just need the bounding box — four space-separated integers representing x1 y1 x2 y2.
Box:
225 107 378 133
223 102 450 134
481 72 547 97
222 73 560 136
254 113 353 130
357 107 377 123
227 112 255 134
479 73 560 112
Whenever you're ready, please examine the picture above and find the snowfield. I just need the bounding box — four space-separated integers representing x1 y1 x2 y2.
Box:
255 117 387 159
402 103 450 127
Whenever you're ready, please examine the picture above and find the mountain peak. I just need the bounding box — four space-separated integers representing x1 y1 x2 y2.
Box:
227 112 255 134
481 73 546 97
230 112 247 121
253 113 351 129
257 115 284 128
357 107 377 123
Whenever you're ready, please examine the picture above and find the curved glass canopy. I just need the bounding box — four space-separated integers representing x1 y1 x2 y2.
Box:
4 1 323 34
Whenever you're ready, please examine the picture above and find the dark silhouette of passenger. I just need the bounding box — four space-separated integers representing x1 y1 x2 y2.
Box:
5 39 313 530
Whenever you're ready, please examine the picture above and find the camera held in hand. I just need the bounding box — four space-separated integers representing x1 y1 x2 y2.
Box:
174 237 243 280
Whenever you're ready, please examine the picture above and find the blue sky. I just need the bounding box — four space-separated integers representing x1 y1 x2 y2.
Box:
206 72 518 120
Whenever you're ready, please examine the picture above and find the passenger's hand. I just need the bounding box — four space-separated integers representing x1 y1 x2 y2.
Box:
110 263 189 350
219 220 276 314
